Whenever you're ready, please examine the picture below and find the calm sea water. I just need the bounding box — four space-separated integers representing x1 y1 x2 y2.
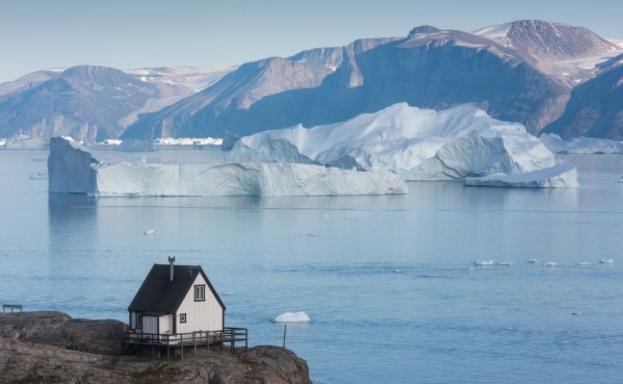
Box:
1 150 622 384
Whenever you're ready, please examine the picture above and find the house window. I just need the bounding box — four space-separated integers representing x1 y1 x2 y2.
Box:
180 313 187 323
194 285 205 301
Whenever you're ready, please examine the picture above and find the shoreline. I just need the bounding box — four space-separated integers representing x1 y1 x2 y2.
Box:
0 311 311 384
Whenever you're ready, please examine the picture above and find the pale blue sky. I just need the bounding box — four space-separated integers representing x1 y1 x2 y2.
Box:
1 0 622 82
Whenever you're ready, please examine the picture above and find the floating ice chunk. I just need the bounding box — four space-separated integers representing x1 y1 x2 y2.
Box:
473 260 494 266
274 311 311 323
464 163 578 188
496 261 514 266
29 172 48 180
47 137 407 197
543 261 559 267
576 262 591 266
418 274 441 278
144 229 157 236
598 259 614 264
526 259 539 264
154 137 223 146
540 133 623 154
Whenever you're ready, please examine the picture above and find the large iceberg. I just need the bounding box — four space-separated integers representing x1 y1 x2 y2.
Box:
540 133 623 154
48 137 407 197
228 103 577 187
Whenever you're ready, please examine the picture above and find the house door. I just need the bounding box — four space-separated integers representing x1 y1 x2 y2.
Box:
159 314 172 334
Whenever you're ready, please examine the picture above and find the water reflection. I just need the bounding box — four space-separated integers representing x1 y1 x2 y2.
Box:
47 194 99 279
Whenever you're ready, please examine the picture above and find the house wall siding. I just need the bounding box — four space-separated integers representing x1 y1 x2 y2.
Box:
175 273 223 333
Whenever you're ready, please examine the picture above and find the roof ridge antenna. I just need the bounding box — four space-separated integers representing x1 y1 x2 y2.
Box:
168 256 176 282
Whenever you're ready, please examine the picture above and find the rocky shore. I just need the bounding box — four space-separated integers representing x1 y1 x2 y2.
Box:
0 311 311 384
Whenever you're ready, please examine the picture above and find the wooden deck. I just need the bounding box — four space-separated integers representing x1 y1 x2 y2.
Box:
123 327 248 359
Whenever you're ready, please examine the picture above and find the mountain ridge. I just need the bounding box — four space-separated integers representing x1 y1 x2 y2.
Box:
123 22 582 139
1 20 621 141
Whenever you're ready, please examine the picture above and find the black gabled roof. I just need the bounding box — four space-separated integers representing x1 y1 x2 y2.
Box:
128 264 225 313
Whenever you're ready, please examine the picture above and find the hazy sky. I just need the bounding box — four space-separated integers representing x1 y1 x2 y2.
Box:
1 0 622 82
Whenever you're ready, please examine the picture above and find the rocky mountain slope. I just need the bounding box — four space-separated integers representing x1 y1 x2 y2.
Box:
0 311 311 384
0 65 194 141
123 23 580 139
0 66 232 141
544 54 623 139
474 20 620 85
0 70 61 98
2 20 620 142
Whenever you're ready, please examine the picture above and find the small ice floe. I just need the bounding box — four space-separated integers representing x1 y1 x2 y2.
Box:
598 259 614 264
274 311 310 323
496 261 514 267
418 273 441 278
526 259 539 264
543 261 559 267
392 268 403 273
143 229 157 235
473 260 494 267
29 172 48 180
576 262 591 266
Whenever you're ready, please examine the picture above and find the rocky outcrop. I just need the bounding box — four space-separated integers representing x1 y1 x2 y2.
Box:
0 311 124 355
0 312 311 384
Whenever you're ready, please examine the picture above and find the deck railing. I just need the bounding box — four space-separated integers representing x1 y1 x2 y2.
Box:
2 304 22 313
122 327 248 358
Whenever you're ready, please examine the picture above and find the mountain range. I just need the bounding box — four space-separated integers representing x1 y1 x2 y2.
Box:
1 20 621 141
0 66 230 141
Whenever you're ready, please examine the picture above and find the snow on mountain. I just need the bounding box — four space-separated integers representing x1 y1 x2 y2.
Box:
229 103 577 187
123 26 568 139
47 137 407 197
125 65 234 93
474 20 622 85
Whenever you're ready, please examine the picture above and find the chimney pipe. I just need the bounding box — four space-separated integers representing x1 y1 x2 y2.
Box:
168 256 175 282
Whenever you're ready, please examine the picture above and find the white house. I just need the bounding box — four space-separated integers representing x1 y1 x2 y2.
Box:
127 257 225 336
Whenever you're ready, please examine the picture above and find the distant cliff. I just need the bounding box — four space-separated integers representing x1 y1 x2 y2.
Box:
0 311 311 384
